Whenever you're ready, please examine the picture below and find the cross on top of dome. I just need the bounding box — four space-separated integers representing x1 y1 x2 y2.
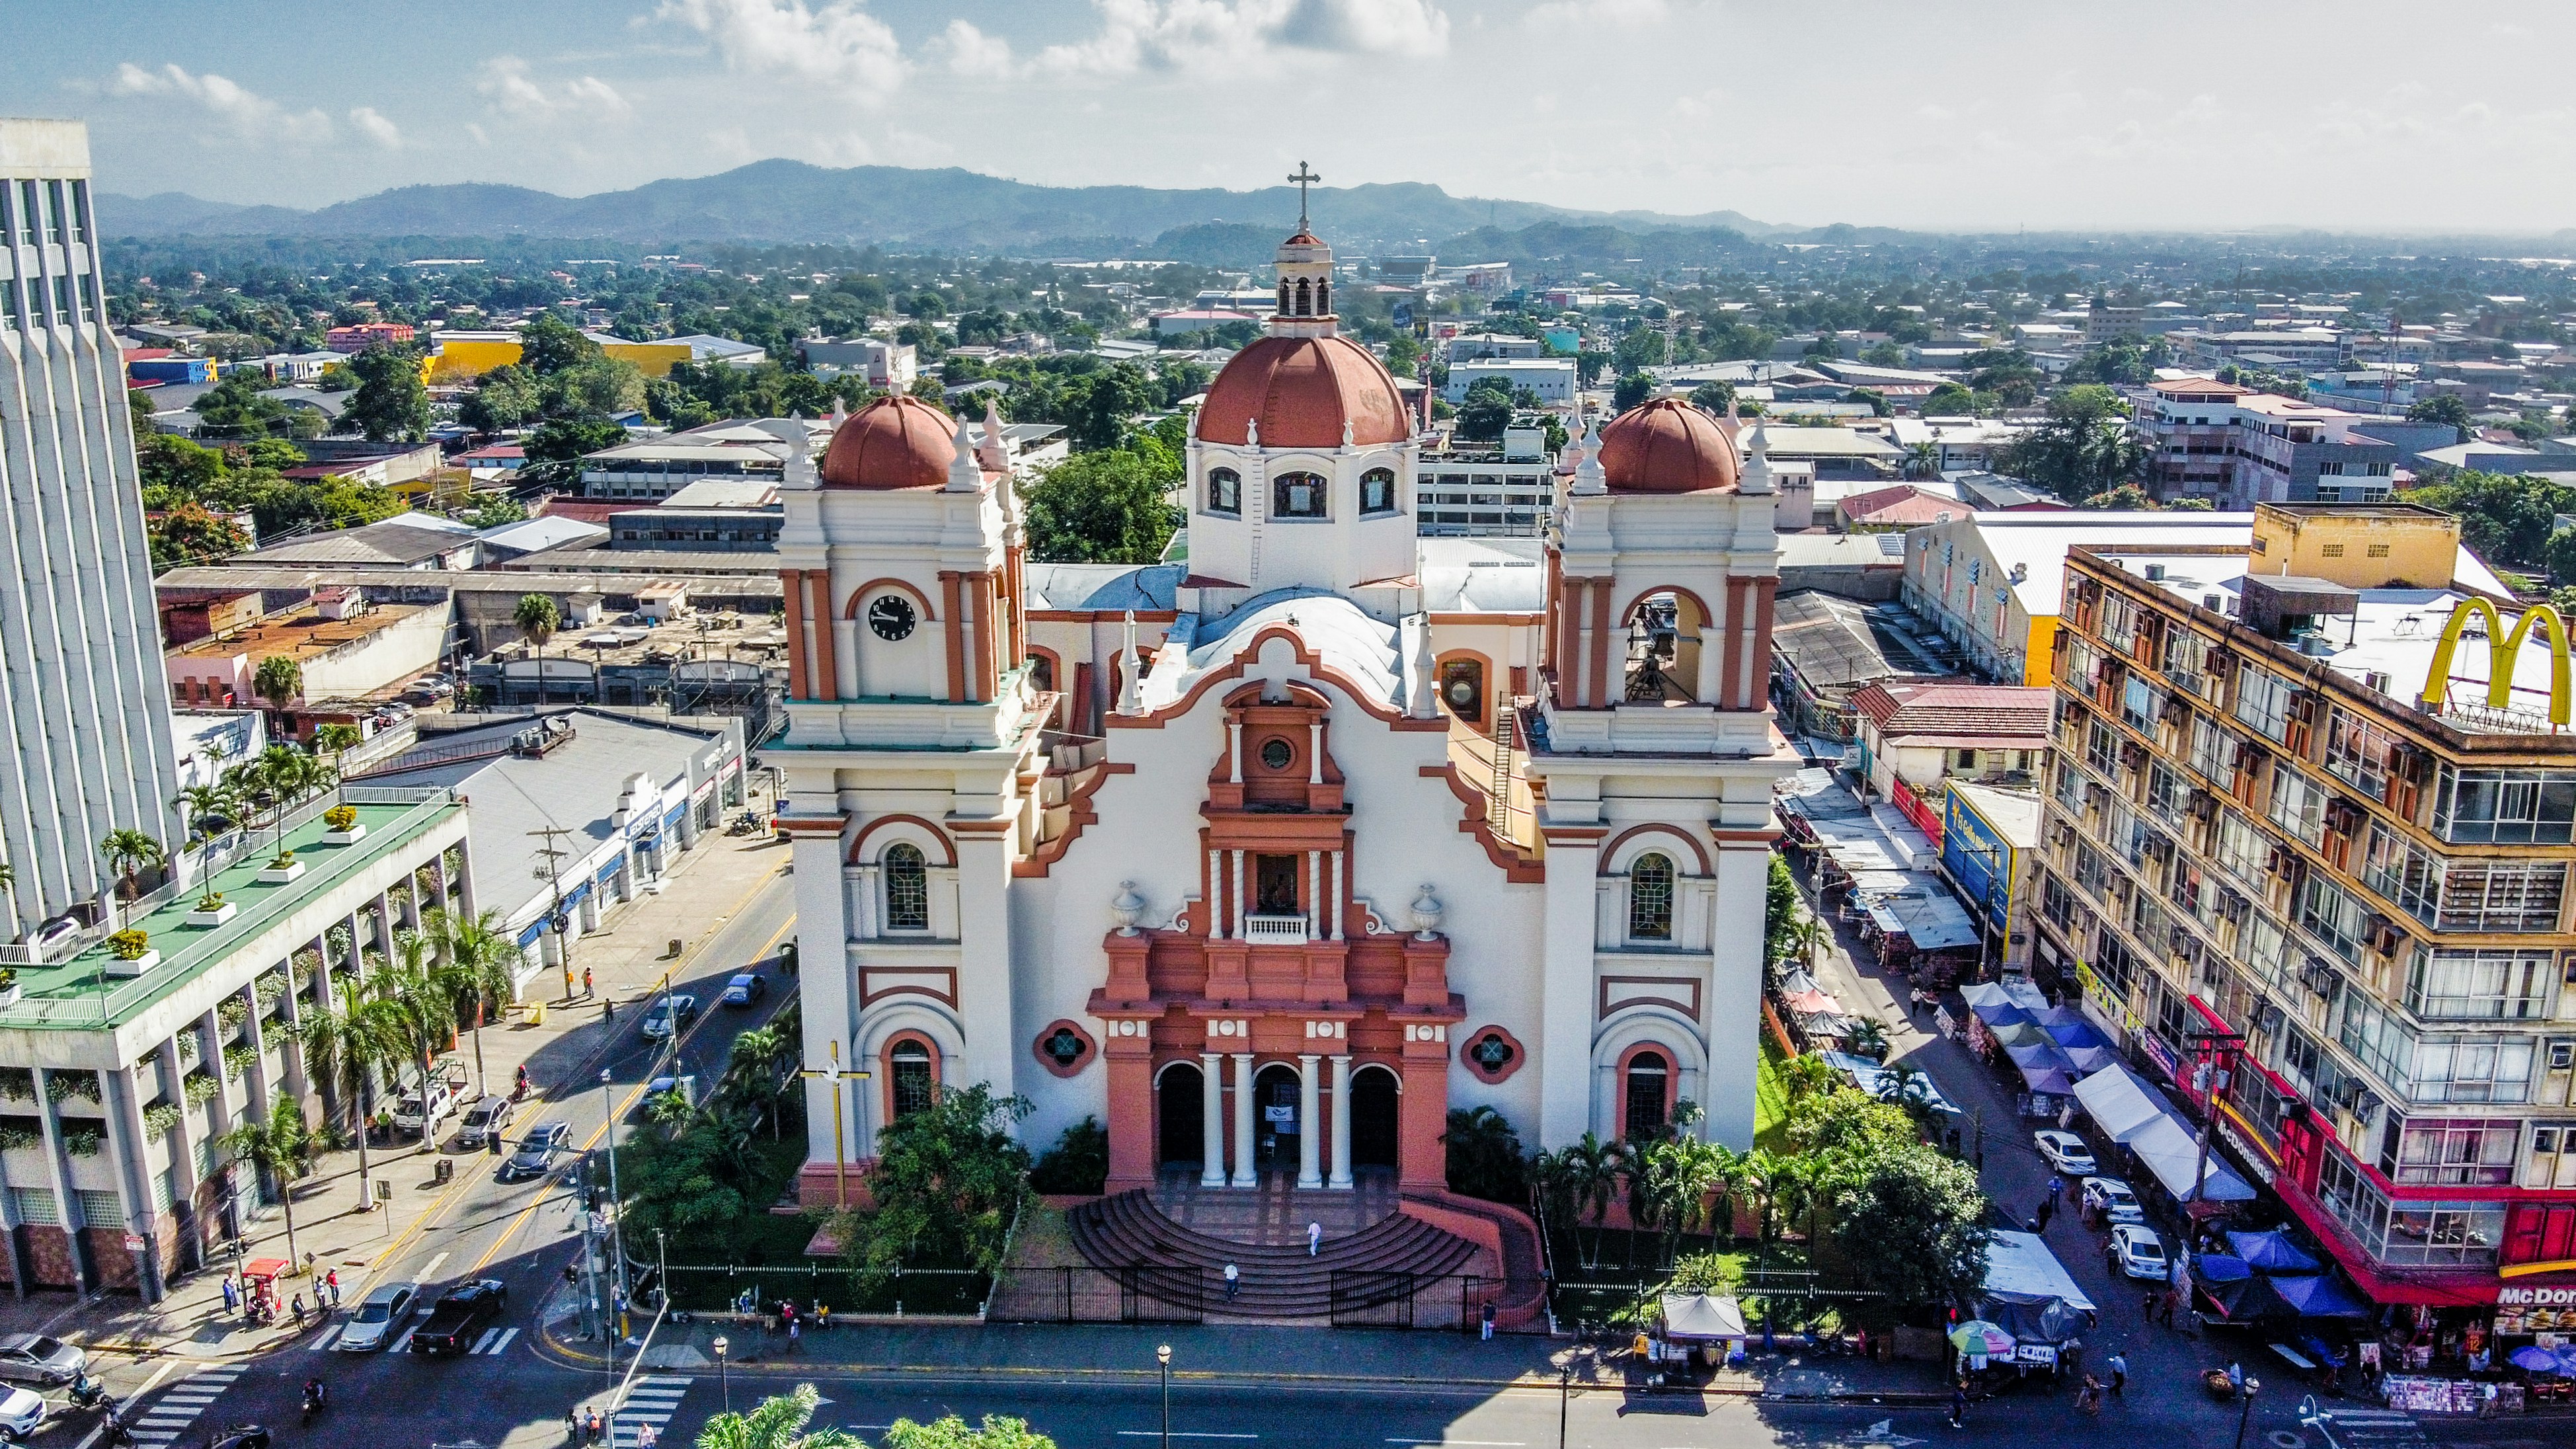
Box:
1288 160 1320 231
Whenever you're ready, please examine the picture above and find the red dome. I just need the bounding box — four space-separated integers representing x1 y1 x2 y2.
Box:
1598 398 1738 494
820 395 955 490
1194 334 1409 450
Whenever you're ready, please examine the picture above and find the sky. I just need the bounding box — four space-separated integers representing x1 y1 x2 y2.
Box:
13 0 2576 234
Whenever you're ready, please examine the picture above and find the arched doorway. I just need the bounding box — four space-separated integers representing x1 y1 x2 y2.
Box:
1253 1063 1302 1172
1349 1065 1400 1169
1623 1050 1671 1140
1156 1062 1204 1169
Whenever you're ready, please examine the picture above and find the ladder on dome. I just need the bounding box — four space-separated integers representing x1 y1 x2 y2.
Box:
1486 705 1516 834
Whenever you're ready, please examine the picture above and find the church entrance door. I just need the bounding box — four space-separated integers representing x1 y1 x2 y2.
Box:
1349 1064 1400 1169
1253 1063 1302 1172
1156 1062 1204 1169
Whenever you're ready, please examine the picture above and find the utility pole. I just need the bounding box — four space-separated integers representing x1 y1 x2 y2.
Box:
600 1068 630 1329
529 825 576 1001
2182 1027 2244 1207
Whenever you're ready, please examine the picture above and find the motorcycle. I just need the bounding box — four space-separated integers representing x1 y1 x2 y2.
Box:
69 1374 109 1413
512 1066 531 1103
726 812 763 836
300 1382 325 1425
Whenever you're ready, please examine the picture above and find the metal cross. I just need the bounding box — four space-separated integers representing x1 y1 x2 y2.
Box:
1288 161 1321 229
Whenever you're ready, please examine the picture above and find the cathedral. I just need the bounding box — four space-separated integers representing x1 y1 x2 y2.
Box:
770 221 1795 1207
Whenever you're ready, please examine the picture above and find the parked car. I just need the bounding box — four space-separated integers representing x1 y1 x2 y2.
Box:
2033 1130 2097 1176
337 1283 418 1352
410 1279 508 1356
456 1095 515 1150
640 994 699 1041
719 972 765 1007
0 1386 44 1439
201 1426 272 1449
0 1334 81 1387
391 1080 457 1136
500 1122 571 1182
2080 1176 2145 1226
2110 1223 2169 1280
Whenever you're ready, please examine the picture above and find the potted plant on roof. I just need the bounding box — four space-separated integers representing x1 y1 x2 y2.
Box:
106 927 159 978
316 724 364 842
186 888 235 928
321 804 362 843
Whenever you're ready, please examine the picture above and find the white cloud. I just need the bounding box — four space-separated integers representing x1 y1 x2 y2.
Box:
1523 0 1670 28
934 20 1016 78
656 0 907 96
475 56 633 119
108 63 334 144
348 106 402 149
1036 0 1448 77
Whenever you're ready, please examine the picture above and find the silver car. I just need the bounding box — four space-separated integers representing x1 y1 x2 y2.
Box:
0 1333 82 1387
337 1282 417 1351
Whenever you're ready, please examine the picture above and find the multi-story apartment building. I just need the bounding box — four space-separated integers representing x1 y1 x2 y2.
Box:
2132 381 2401 509
2032 502 2576 1315
0 120 186 947
1415 424 1559 537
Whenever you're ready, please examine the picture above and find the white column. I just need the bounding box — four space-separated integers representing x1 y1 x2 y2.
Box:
833 619 861 700
1328 1054 1353 1189
1308 722 1323 784
952 831 1019 1107
1208 850 1226 939
1296 1053 1323 1189
789 814 854 1166
1701 843 1769 1151
1229 1052 1256 1187
1198 1052 1226 1188
1228 721 1243 783
1538 835 1602 1149
1231 851 1246 932
1307 851 1321 924
1326 853 1342 941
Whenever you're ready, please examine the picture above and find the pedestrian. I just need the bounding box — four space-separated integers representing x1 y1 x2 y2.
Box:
602 998 613 1021
639 1426 657 1449
566 1410 580 1442
787 1319 800 1354
2078 1374 2102 1415
2033 1198 2054 1232
2107 1351 2126 1397
1224 1263 1239 1300
2045 1173 2064 1202
1481 1301 1496 1342
221 1277 239 1314
1949 1379 1967 1430
290 1294 306 1328
2225 1361 2242 1394
2062 1339 2084 1382
326 1268 340 1306
584 966 594 998
1308 1221 1323 1257
2142 1292 2158 1325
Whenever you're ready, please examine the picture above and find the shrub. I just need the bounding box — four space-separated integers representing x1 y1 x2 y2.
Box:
223 1044 256 1081
195 891 225 912
61 1128 102 1157
108 929 149 961
269 848 297 869
0 1069 30 1101
143 1102 184 1139
184 1072 221 1108
0 1123 38 1153
324 804 357 832
1027 1116 1109 1195
46 1072 100 1105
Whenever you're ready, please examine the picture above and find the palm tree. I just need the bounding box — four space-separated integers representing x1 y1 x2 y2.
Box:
1779 1052 1838 1106
425 907 524 1099
514 594 560 704
293 998 388 1208
1902 440 1942 480
251 655 301 721
1846 1019 1890 1063
1781 913 1827 970
694 1383 861 1449
355 933 458 1137
312 723 362 803
248 744 321 867
221 1096 319 1269
721 1023 791 1138
1560 1132 1621 1271
98 830 167 929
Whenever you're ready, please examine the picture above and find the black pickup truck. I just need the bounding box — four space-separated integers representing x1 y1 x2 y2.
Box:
409 1279 508 1356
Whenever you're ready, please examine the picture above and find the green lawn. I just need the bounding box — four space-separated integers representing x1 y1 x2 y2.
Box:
1754 1038 1792 1153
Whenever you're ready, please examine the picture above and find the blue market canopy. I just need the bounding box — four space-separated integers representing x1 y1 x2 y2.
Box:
2194 1253 2253 1283
2228 1230 2322 1273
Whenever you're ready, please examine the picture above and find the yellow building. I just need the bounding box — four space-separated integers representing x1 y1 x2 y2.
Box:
2245 500 2462 592
599 340 693 377
426 331 525 383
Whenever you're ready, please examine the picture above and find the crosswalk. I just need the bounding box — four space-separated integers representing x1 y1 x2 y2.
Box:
130 1362 246 1448
609 1375 693 1448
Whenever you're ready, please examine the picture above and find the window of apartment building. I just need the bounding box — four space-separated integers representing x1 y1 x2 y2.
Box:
2322 708 2398 799
2412 1036 2535 1104
2161 625 2212 693
2435 860 2569 934
2384 1200 2507 1267
2339 991 2415 1085
2052 760 2085 816
2269 762 2329 846
2123 675 2160 733
2086 719 2119 777
2092 932 2140 1001
2362 822 2441 927
2059 634 2099 688
2172 860 2222 931
2074 842 2110 900
2433 765 2576 845
2316 1152 2393 1261
10 1188 56 1226
2096 591 2141 652
2191 715 2234 782
2234 664 2295 743
2382 1118 2522 1187
2212 809 2273 888
73 1189 121 1228
2041 873 2078 931
2145 761 2189 822
2298 871 2368 963
2129 886 2171 952
2407 947 2557 1021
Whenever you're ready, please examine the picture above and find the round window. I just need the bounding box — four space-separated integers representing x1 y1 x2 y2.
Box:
1259 738 1294 771
1472 1034 1514 1071
1044 1028 1086 1067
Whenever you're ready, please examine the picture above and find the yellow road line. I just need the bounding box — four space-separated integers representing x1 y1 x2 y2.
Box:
468 910 798 1274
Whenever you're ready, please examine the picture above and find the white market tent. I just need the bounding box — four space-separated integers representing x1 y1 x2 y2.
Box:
1660 1292 1748 1341
2071 1065 2256 1202
1984 1229 2095 1313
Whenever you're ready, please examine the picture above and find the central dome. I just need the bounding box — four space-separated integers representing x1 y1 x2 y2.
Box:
819 394 955 490
1598 397 1738 494
1194 334 1409 450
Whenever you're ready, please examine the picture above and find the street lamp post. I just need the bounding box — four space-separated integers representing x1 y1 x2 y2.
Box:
600 1068 629 1323
1558 1364 1571 1449
712 1335 729 1414
2233 1376 2260 1449
1157 1344 1173 1449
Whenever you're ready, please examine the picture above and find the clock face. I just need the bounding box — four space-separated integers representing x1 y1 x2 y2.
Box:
867 594 917 641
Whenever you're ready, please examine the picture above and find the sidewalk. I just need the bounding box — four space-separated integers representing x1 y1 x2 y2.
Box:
7 786 795 1363
536 1289 1953 1402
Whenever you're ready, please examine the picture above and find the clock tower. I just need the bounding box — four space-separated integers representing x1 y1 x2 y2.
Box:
767 394 1040 1194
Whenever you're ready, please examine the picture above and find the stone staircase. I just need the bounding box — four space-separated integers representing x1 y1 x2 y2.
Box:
1068 1185 1481 1319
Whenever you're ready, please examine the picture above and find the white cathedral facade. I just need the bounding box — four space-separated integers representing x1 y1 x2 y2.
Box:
770 223 1796 1202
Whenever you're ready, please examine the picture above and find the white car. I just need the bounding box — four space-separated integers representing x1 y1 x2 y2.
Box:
2111 1224 2169 1281
2080 1176 2145 1226
2033 1130 2097 1176
391 1080 456 1136
0 1384 45 1438
338 1282 417 1352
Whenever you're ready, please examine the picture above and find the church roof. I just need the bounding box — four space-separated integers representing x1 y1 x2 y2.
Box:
1194 334 1409 450
1419 537 1547 613
1145 591 1402 713
1025 563 1183 612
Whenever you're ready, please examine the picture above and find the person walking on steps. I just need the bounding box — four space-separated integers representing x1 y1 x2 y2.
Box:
1224 1263 1239 1300
1308 1221 1323 1257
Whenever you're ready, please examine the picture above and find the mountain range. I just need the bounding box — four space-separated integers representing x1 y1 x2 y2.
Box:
93 159 1799 256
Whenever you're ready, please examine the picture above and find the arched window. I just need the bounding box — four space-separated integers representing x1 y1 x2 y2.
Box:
1025 653 1054 692
1624 1050 1670 1139
1628 852 1674 941
1360 467 1397 514
1294 278 1312 316
1440 658 1484 724
884 843 929 932
1276 282 1290 315
891 1040 935 1118
1208 467 1241 516
1273 471 1327 519
1317 280 1331 314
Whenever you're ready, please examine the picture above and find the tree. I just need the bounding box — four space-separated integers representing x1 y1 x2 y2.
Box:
691 1384 869 1449
1923 381 1976 417
98 830 166 929
878 1415 1056 1449
2408 393 2472 444
355 937 457 1135
1027 1116 1109 1194
1441 1105 1529 1205
312 723 361 804
1996 384 2140 502
1902 440 1942 481
194 373 319 442
1064 364 1154 451
459 364 543 432
251 655 301 718
341 344 431 442
1687 380 1736 416
1021 449 1180 564
426 906 524 1098
290 996 387 1207
2080 483 2159 511
824 1082 1032 1282
1454 389 1513 442
462 496 527 529
1762 854 1802 966
1551 1132 1621 1269
221 1097 320 1269
1382 333 1421 379
1846 387 1891 417
515 593 561 703
519 313 602 377
717 1023 793 1138
1830 1146 1989 1306
149 500 252 570
1860 341 1908 368
1612 372 1656 412
2401 469 2569 568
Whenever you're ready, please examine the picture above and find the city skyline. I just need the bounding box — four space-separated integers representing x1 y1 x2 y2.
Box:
11 0 2576 234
